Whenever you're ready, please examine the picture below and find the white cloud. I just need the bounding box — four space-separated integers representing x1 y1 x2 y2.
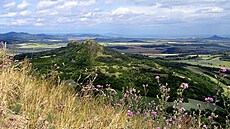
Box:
0 0 229 35
11 19 30 25
83 12 96 17
57 17 75 23
36 9 58 16
20 10 32 16
17 0 30 10
58 1 78 9
37 18 45 22
34 22 44 26
0 12 17 18
3 2 16 9
111 7 134 15
208 7 224 13
37 0 58 9
78 0 96 6
57 0 96 9
79 17 89 22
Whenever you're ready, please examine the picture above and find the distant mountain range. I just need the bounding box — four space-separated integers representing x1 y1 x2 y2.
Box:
0 32 229 44
0 32 67 44
205 35 229 40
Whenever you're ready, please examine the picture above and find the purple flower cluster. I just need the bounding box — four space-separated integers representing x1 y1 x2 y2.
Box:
205 97 214 102
151 111 157 117
220 67 227 73
180 83 189 89
127 110 133 116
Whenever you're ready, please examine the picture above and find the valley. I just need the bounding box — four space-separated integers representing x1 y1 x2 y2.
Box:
1 32 230 128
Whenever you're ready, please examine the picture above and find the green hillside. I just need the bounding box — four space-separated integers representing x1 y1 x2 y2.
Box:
15 40 220 102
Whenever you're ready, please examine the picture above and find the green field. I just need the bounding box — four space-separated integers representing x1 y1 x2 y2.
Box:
176 55 230 69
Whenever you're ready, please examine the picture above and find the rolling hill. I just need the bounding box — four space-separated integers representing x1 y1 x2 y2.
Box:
15 40 220 102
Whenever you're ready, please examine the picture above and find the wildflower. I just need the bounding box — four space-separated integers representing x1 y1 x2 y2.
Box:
179 100 183 104
205 97 214 102
59 104 64 109
180 107 186 112
151 111 157 117
160 85 166 89
106 84 110 87
129 89 133 94
156 127 160 129
29 63 32 67
208 116 213 120
144 111 148 116
96 85 103 88
155 105 159 110
123 93 127 98
167 88 171 92
137 111 141 116
127 110 133 116
180 83 189 89
155 75 160 79
151 100 155 104
220 67 227 73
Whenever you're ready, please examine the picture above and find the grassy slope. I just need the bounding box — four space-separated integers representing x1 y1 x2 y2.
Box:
14 40 220 102
1 49 229 128
0 61 162 128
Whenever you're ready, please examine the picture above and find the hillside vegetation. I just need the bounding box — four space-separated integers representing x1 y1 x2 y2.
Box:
1 42 230 128
15 40 220 102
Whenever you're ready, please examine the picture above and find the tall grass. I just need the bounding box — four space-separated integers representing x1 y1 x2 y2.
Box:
0 42 229 129
0 43 159 128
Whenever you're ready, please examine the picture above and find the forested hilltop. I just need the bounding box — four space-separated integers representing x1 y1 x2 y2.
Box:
15 40 221 102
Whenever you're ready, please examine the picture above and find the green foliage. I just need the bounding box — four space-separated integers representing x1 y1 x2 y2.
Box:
14 40 220 103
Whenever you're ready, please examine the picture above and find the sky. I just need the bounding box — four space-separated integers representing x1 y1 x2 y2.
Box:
0 0 230 37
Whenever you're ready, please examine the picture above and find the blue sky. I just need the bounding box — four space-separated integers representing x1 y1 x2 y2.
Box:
0 0 230 37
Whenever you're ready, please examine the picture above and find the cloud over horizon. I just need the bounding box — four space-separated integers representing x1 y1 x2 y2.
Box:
0 0 229 36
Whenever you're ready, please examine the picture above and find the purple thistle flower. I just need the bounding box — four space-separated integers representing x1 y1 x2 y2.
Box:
59 104 64 109
227 86 230 89
144 111 148 116
180 107 186 112
156 127 161 129
96 85 103 88
160 85 166 89
205 97 214 102
127 110 133 116
155 75 160 79
151 111 157 117
155 105 159 111
180 83 189 89
220 67 227 73
208 116 213 120
179 100 183 104
129 89 133 94
137 111 141 116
